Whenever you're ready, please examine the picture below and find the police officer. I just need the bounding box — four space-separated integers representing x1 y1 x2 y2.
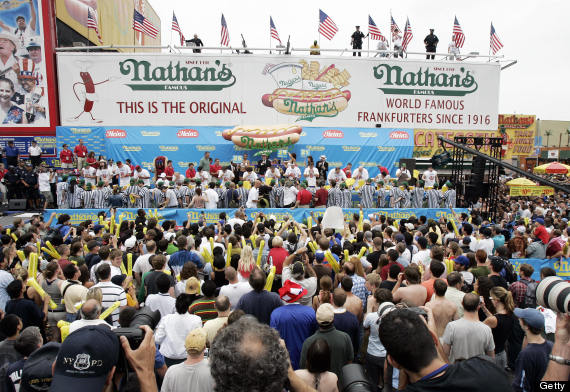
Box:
424 28 439 59
21 163 38 209
351 26 367 56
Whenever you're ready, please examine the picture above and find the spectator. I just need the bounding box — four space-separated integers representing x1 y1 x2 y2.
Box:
202 295 230 346
235 268 282 325
0 314 23 367
219 266 252 309
481 286 515 370
68 298 109 333
426 279 458 337
295 339 339 392
4 326 43 391
5 279 49 329
145 273 176 319
189 280 218 324
392 266 427 307
93 263 127 326
331 287 359 357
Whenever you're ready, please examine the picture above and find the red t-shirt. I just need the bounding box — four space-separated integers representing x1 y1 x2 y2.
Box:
534 226 549 245
343 167 352 178
297 189 312 205
314 188 328 207
60 149 73 163
210 164 221 176
186 168 196 178
74 144 87 158
268 247 289 274
87 157 98 168
0 169 7 180
164 166 174 179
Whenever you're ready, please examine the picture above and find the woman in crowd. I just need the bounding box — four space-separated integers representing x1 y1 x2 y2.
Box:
312 275 333 311
237 245 255 282
481 286 515 369
294 339 339 392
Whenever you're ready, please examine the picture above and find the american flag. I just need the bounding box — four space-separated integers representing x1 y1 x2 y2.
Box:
221 14 230 46
318 9 338 40
172 12 184 45
270 16 281 44
452 16 465 48
390 15 400 34
402 17 413 50
368 15 385 41
86 8 103 44
133 9 158 39
490 23 503 54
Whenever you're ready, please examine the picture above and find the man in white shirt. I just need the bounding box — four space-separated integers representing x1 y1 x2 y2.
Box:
219 267 253 309
117 161 131 188
242 167 258 183
133 165 151 186
303 163 319 188
352 166 369 182
285 163 302 180
93 263 127 327
38 167 54 209
205 182 219 209
199 169 211 183
469 227 494 255
145 274 176 319
69 299 110 334
327 166 347 183
246 180 261 208
265 166 281 180
161 185 179 208
133 240 156 284
412 237 431 268
220 167 235 182
282 181 298 208
27 140 42 167
422 166 438 188
0 6 37 57
82 165 97 186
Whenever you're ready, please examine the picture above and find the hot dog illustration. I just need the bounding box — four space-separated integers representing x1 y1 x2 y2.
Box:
70 60 111 122
222 125 302 148
262 88 351 116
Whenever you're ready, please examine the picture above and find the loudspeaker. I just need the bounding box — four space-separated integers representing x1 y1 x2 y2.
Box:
8 199 26 210
470 156 486 184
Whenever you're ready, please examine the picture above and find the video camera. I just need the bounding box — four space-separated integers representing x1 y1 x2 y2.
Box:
114 307 161 349
536 276 570 313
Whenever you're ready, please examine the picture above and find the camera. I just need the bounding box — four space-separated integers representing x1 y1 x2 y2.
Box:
114 307 161 350
536 276 570 314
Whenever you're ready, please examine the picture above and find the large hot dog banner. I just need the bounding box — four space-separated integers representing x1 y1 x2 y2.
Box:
57 53 500 130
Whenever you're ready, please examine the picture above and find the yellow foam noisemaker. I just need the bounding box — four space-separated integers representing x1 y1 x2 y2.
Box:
241 238 246 248
325 250 340 273
243 180 251 190
307 241 317 253
163 269 172 275
6 228 10 236
130 194 136 204
58 320 70 341
36 241 41 257
143 227 147 234
307 216 312 230
109 214 115 234
26 278 57 309
46 241 58 255
251 234 257 248
264 266 276 291
201 248 212 264
256 240 265 266
369 246 374 254
28 253 38 279
17 250 25 262
344 249 349 262
226 243 232 267
83 244 89 253
444 258 455 275
41 247 60 260
99 301 121 320
11 233 18 242
357 246 367 259
209 237 215 257
120 262 127 275
127 253 133 276
357 210 363 232
450 218 460 237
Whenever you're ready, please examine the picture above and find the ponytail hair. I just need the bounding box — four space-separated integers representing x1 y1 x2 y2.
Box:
490 286 515 314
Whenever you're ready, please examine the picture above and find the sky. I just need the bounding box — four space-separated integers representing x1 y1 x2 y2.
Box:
148 0 570 121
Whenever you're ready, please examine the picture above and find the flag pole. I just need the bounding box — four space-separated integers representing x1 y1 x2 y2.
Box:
389 10 392 57
269 20 271 54
488 22 491 62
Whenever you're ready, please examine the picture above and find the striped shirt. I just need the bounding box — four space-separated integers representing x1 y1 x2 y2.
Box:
73 187 85 209
443 189 456 208
273 185 285 208
188 298 217 325
411 187 424 208
359 184 377 208
178 186 191 207
125 185 139 207
327 187 342 207
92 188 108 209
402 189 412 208
151 188 163 207
56 181 69 208
215 187 225 208
341 189 352 208
236 187 248 208
137 186 151 208
83 190 95 208
426 189 441 208
93 281 127 327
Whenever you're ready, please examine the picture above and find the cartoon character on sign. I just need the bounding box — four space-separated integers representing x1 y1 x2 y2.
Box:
262 61 351 122
69 60 115 122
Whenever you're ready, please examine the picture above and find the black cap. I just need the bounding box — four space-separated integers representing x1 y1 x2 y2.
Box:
20 342 61 391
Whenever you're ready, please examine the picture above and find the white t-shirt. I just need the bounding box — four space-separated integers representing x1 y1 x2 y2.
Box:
165 189 179 207
328 169 347 183
303 167 319 187
246 187 259 208
118 165 132 187
285 166 301 179
412 249 431 268
145 293 176 319
83 166 97 185
353 168 369 181
243 171 258 183
363 312 386 357
38 172 51 192
219 282 253 309
423 170 438 187
282 186 298 206
265 168 281 179
133 253 154 276
220 170 235 182
28 145 42 157
133 169 151 186
205 188 219 209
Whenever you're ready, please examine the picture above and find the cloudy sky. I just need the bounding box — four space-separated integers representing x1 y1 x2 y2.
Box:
149 0 569 121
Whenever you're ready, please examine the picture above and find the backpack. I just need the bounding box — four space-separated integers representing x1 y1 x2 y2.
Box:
519 279 539 309
502 259 517 284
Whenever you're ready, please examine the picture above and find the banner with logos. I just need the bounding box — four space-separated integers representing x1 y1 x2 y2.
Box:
56 126 414 177
43 207 469 228
509 186 555 197
56 53 500 130
0 0 59 132
510 258 570 281
498 114 537 159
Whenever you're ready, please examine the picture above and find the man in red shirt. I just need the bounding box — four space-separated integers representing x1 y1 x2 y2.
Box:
313 181 328 208
293 183 312 208
380 249 404 281
267 236 289 276
185 163 196 179
210 158 222 178
164 160 175 181
60 144 74 172
73 139 88 170
343 163 352 178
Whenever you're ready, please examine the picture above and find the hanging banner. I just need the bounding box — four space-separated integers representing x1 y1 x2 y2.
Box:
510 258 570 281
509 186 555 197
56 125 414 177
56 53 500 130
412 129 498 158
498 114 536 159
44 207 469 227
0 0 58 131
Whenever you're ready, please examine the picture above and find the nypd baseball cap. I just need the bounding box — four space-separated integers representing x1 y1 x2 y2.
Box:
51 326 120 392
20 342 60 391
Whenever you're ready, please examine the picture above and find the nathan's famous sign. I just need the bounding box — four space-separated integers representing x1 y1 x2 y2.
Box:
57 54 499 129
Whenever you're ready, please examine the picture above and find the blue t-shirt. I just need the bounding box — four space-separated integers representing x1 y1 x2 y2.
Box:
270 304 317 370
334 310 360 355
236 290 282 325
512 340 553 392
168 250 203 274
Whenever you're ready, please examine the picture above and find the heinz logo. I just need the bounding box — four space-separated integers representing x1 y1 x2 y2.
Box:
323 130 344 139
105 129 126 138
177 129 199 138
389 131 409 140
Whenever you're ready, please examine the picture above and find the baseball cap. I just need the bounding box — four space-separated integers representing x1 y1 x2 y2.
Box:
514 308 545 330
185 328 207 352
124 236 137 249
164 232 176 242
454 255 470 267
516 226 526 233
535 217 545 225
111 274 126 287
315 252 325 262
185 277 201 295
135 165 141 170
316 303 334 325
320 155 326 159
20 342 60 391
51 326 120 392
278 280 308 303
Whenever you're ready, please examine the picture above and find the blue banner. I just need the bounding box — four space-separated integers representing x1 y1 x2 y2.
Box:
56 126 414 178
44 208 468 227
510 258 570 281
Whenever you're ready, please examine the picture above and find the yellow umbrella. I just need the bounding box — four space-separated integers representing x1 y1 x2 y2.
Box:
506 178 537 186
533 164 549 174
